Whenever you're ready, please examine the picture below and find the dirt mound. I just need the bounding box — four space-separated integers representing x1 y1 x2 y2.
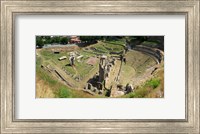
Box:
86 57 98 65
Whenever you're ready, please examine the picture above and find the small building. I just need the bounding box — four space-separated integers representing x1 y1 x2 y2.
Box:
69 36 81 44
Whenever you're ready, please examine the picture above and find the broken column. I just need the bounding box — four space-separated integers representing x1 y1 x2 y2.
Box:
125 84 134 94
98 55 107 83
69 52 76 66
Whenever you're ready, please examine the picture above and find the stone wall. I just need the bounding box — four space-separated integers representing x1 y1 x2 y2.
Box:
133 45 164 63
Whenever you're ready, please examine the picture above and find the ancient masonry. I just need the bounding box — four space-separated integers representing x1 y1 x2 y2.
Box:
133 45 164 63
84 46 164 97
85 55 116 95
98 55 116 89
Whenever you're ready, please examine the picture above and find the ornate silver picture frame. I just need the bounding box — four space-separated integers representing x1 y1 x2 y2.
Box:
1 0 199 133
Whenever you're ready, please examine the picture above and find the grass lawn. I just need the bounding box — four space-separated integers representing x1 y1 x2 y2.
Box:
39 49 98 79
87 41 125 55
119 64 136 85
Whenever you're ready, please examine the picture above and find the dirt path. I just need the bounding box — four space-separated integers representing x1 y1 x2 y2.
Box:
72 66 78 75
105 60 121 89
116 60 123 82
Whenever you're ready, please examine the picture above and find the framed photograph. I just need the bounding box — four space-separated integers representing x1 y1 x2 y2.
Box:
1 0 199 133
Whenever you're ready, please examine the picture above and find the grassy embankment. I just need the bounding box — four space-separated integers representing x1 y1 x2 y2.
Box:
36 55 96 98
122 63 164 98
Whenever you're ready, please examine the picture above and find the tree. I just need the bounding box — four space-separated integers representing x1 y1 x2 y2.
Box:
43 36 51 44
36 36 44 48
80 36 102 43
50 36 61 44
60 37 68 44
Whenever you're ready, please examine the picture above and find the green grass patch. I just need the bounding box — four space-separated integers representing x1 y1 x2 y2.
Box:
58 87 72 98
145 78 160 89
75 61 94 78
40 50 53 60
64 66 76 75
80 50 96 57
104 42 124 52
126 88 149 98
141 41 158 48
105 40 124 46
89 41 124 55
36 62 57 85
36 56 42 65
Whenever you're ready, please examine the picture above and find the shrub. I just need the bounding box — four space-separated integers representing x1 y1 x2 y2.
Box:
124 87 148 98
146 78 160 89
